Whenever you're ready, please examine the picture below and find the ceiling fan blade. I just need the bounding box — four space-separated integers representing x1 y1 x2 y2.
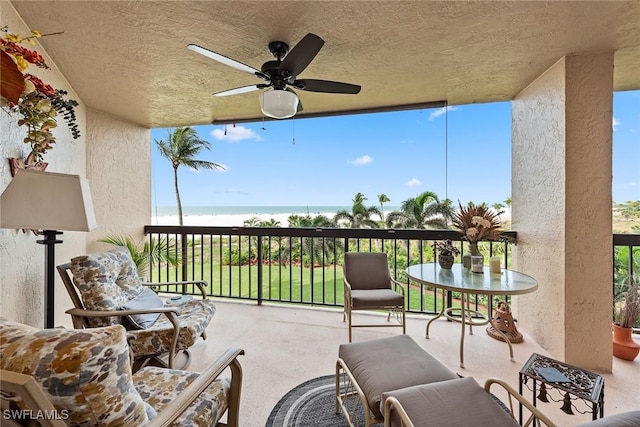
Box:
294 79 361 94
214 85 262 97
188 44 266 78
279 33 324 77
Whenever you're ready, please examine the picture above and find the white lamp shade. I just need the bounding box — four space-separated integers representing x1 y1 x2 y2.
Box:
259 88 299 119
0 169 97 231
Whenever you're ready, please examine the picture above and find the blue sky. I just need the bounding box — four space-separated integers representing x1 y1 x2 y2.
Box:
151 90 639 208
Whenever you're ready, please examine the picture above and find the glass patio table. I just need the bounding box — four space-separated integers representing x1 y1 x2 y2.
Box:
406 263 538 368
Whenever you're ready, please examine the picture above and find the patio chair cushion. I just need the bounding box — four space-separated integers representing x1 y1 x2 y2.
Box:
575 411 640 427
351 289 404 309
127 298 217 357
338 334 459 419
122 286 164 329
0 318 148 426
381 377 520 427
134 365 231 426
69 247 145 327
344 252 393 290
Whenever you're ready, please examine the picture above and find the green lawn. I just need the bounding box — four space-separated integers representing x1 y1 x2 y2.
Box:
146 235 521 314
150 261 446 311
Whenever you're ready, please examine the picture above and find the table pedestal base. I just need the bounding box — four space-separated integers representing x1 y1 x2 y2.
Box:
426 291 517 368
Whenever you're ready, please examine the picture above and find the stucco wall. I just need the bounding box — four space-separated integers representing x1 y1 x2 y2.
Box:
0 4 88 327
512 54 613 371
512 58 567 356
563 54 613 371
86 110 150 252
1 3 151 327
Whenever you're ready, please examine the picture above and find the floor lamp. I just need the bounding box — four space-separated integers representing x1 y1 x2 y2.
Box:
0 169 97 328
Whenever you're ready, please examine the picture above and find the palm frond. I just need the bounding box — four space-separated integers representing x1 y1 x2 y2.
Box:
98 234 179 276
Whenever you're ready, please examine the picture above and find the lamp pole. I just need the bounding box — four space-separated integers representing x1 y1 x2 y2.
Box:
37 230 63 328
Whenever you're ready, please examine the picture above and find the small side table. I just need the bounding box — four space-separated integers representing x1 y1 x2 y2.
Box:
519 353 604 423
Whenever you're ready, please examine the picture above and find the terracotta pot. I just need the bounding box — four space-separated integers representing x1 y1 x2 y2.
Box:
612 323 640 361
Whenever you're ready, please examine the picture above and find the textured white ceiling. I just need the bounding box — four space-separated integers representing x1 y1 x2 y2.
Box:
8 1 640 128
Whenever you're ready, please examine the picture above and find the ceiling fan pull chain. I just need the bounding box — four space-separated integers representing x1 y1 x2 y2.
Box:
292 117 296 145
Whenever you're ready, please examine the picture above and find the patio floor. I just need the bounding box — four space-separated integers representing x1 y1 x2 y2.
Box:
189 299 639 427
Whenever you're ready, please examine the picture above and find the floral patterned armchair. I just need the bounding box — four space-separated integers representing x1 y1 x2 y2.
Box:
57 247 216 370
0 318 244 426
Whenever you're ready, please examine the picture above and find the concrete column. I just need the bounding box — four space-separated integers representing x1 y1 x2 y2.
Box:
512 53 614 372
86 110 151 251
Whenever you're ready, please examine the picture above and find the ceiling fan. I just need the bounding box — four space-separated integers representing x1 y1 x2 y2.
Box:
187 33 361 119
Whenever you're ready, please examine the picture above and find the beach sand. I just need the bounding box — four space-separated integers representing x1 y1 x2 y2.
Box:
151 208 512 228
151 213 301 227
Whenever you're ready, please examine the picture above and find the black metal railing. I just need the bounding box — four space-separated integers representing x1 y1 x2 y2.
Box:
144 225 516 316
613 233 639 286
144 226 639 328
613 233 640 330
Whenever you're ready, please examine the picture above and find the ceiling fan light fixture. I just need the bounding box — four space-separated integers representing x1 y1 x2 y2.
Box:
260 88 298 119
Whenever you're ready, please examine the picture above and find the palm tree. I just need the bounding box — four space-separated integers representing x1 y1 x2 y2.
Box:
334 193 382 228
98 234 179 278
378 193 390 222
286 214 342 265
155 127 224 225
288 214 336 228
243 216 262 227
258 218 281 227
386 191 453 229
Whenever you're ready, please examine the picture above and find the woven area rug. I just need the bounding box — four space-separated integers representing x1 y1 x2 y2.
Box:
265 374 381 427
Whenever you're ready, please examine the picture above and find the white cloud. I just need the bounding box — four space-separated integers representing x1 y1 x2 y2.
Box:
405 178 422 187
613 117 621 131
211 125 262 142
429 106 457 121
350 155 373 166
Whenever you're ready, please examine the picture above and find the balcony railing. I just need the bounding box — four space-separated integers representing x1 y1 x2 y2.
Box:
613 233 640 331
144 226 639 325
144 226 516 315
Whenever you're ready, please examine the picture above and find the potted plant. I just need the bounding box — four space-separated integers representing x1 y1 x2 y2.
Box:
98 234 179 279
612 280 640 361
433 240 460 269
1 26 80 170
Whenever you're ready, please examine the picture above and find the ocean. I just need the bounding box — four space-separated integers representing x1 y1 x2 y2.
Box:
153 205 400 216
151 205 401 227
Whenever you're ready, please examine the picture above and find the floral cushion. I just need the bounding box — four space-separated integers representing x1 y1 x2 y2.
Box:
70 247 145 327
134 366 230 426
0 318 148 426
127 299 217 357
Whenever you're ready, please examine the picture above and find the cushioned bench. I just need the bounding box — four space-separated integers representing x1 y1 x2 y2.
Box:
575 411 640 427
381 377 521 427
335 335 459 426
336 335 557 427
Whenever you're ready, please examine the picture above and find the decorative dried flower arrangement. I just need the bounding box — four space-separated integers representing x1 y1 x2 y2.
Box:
1 25 80 169
451 202 504 244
